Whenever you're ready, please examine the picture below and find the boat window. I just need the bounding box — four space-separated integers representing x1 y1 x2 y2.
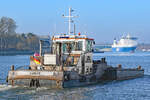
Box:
62 41 83 53
62 44 67 53
62 43 72 53
71 43 75 51
76 41 83 51
86 40 93 52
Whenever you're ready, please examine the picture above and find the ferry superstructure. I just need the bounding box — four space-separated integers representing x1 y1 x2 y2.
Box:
112 34 138 52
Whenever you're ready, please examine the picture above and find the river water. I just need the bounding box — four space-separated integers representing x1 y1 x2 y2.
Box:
0 52 150 100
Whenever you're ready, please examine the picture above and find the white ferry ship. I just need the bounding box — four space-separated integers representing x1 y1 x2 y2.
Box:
112 34 138 52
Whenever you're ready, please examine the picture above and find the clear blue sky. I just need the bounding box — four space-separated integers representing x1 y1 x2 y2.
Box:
0 0 150 43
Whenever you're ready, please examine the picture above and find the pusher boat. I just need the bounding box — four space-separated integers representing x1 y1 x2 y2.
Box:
7 8 144 88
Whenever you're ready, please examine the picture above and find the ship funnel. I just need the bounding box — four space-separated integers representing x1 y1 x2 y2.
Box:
113 38 117 45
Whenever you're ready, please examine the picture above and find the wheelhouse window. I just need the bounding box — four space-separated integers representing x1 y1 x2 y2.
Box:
62 41 83 53
86 40 93 52
75 41 83 51
62 43 67 53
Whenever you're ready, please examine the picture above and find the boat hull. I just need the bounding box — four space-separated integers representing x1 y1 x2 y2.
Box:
7 67 144 88
112 47 136 52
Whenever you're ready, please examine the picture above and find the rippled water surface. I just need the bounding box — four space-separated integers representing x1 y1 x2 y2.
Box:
0 52 150 100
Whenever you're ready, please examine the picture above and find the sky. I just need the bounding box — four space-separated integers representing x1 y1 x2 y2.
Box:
0 0 150 44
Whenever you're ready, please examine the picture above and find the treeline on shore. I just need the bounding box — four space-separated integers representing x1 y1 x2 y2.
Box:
1 17 150 55
0 17 39 53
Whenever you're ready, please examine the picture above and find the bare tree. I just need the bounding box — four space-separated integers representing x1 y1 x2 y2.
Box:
0 17 17 50
0 17 39 52
0 17 17 34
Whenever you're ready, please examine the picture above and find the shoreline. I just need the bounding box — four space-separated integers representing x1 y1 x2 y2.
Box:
0 50 34 56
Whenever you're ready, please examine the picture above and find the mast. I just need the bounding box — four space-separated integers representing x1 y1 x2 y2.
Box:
63 7 78 35
39 40 42 56
74 24 76 35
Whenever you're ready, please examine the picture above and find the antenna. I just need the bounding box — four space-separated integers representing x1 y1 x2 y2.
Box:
62 7 78 35
74 24 76 35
